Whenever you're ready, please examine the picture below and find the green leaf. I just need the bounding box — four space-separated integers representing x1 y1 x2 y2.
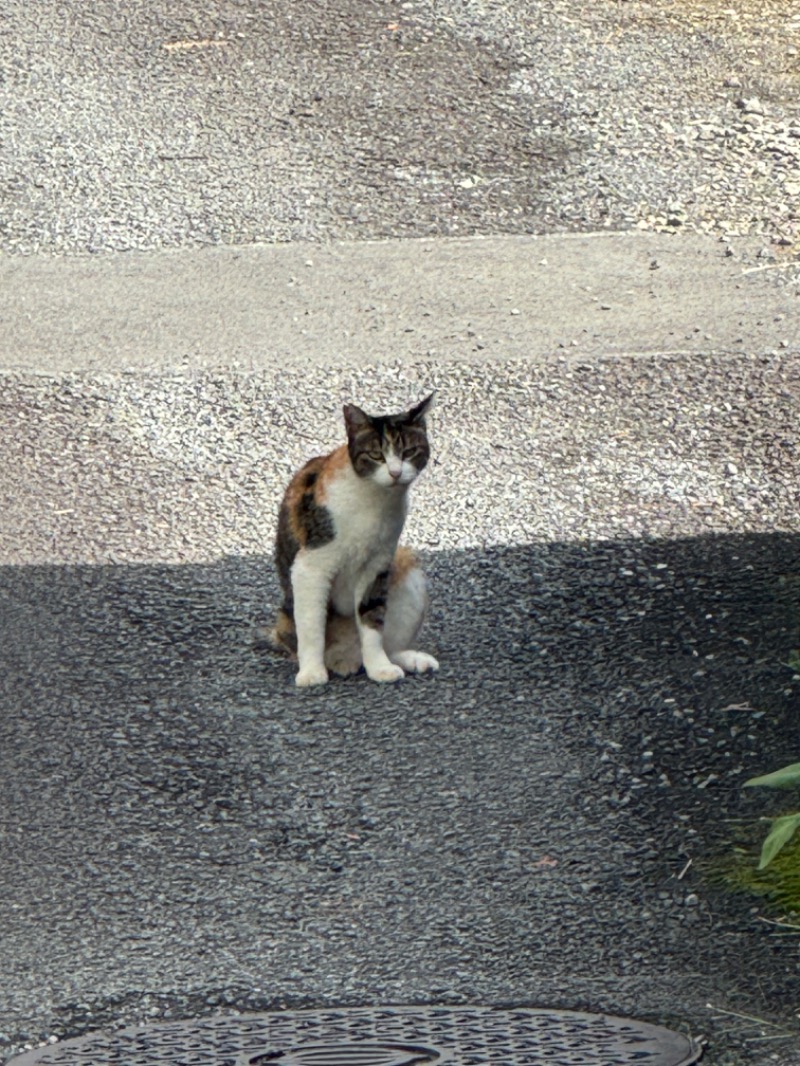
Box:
758 813 800 870
744 762 800 789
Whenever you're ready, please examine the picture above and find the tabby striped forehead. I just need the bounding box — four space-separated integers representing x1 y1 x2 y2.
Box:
352 416 426 449
348 417 429 467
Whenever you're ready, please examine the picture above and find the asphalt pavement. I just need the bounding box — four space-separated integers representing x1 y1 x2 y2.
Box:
3 344 800 1066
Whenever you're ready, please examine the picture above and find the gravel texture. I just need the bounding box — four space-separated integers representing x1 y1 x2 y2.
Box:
2 353 800 564
2 355 800 1066
1 0 800 254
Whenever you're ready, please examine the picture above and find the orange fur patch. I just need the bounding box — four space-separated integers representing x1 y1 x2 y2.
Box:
317 444 350 502
390 545 419 588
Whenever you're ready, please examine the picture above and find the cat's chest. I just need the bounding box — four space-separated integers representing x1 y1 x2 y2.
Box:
326 481 403 554
322 475 407 614
326 477 406 554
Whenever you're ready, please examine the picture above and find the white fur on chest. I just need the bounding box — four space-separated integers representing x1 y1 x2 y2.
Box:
321 469 408 615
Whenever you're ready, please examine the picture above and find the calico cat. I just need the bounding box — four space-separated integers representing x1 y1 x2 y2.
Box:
270 395 439 687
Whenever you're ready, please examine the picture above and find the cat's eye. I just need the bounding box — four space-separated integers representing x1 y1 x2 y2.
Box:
368 448 384 462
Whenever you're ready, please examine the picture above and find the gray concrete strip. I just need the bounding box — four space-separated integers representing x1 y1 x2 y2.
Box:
1 233 797 373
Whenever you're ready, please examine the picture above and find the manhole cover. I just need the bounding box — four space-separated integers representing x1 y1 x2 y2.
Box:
251 1043 447 1065
6 1006 702 1065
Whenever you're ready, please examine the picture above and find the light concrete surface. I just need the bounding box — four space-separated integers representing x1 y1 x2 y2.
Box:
2 233 798 372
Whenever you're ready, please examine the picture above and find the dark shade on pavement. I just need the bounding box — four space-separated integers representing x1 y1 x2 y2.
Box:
2 534 800 1063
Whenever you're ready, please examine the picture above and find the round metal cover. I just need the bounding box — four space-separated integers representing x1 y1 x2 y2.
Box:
250 1043 447 1065
6 1005 702 1066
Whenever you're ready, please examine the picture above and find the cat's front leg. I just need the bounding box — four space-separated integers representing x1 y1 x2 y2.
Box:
291 552 332 687
383 553 439 675
356 568 404 683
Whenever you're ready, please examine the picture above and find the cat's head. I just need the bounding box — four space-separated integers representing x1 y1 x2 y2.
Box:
343 394 433 488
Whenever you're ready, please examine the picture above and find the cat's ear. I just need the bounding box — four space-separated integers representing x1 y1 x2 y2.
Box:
343 403 371 436
408 393 434 424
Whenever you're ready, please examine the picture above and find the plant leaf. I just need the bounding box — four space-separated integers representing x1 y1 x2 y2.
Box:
744 762 800 789
758 813 800 870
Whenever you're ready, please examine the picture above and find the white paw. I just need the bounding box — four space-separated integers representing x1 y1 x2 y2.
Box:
366 662 405 684
391 650 439 674
295 664 329 687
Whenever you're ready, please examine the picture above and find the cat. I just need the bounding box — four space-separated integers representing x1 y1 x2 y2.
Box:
269 395 439 687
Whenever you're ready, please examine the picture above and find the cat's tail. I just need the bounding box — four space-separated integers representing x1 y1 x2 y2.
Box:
259 605 298 659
